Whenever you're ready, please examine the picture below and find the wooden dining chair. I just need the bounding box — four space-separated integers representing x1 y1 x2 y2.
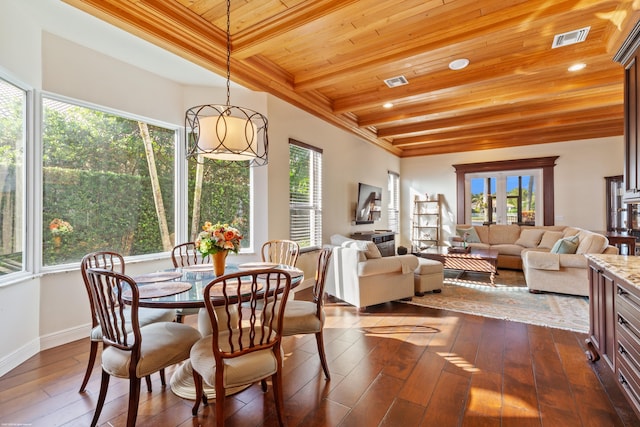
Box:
171 242 209 322
84 267 201 427
261 239 300 266
79 251 176 393
265 247 333 379
190 269 292 426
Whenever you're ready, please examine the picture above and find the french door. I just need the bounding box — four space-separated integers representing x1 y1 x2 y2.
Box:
466 170 541 225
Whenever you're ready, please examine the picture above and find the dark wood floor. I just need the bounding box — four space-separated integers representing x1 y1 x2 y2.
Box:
1 288 639 426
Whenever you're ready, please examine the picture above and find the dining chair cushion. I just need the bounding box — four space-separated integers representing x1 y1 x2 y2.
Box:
190 329 281 389
101 322 201 379
265 300 324 335
90 307 176 341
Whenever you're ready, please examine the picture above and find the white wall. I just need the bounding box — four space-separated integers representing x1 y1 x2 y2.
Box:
400 136 624 248
266 96 401 242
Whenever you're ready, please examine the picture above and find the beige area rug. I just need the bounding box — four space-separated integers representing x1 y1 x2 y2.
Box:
405 269 589 333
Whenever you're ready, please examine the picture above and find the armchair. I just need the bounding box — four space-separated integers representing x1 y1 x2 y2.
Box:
324 236 418 309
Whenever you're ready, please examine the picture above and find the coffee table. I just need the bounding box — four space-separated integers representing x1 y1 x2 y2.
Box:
416 246 499 285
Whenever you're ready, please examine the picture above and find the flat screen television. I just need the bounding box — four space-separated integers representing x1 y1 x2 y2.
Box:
355 183 382 224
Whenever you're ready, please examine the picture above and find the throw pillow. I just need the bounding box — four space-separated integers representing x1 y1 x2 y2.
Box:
341 240 382 259
515 228 545 248
362 241 383 259
550 235 580 254
538 230 564 249
456 226 481 243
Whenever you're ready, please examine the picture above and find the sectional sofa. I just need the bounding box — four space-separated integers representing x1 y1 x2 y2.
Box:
456 224 618 296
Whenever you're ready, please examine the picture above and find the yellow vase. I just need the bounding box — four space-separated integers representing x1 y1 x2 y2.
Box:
212 251 228 276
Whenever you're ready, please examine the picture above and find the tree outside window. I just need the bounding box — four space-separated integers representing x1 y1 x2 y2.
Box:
42 97 176 265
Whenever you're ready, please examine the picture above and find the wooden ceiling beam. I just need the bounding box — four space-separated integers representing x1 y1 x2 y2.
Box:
377 90 623 138
398 121 623 157
333 59 620 114
393 112 623 151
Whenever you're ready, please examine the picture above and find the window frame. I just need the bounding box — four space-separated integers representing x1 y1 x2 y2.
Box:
453 156 558 226
387 171 400 234
289 138 323 251
0 72 31 282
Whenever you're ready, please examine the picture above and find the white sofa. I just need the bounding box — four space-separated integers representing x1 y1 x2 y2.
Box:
324 235 419 309
521 227 618 296
455 224 617 296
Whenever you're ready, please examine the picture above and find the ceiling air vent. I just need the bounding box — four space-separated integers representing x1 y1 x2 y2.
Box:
384 75 408 88
552 26 590 48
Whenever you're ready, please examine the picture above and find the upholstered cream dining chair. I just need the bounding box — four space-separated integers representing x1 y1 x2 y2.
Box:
265 247 333 379
261 239 300 266
171 242 209 322
190 269 292 427
79 251 176 393
84 267 201 427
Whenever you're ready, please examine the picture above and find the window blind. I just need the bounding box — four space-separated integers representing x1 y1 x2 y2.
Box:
289 139 322 248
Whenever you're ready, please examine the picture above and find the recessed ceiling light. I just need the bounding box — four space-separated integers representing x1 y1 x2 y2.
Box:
449 58 469 70
383 102 394 109
568 63 586 72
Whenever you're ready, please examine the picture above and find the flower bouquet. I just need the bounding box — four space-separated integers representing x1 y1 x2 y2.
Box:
195 222 243 275
49 218 74 235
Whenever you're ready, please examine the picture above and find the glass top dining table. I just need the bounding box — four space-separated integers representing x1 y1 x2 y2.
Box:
127 262 305 309
124 262 305 400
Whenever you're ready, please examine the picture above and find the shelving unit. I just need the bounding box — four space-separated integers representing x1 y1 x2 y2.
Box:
412 194 441 251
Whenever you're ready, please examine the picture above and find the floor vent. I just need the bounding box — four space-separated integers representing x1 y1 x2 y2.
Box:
384 75 408 88
552 27 590 48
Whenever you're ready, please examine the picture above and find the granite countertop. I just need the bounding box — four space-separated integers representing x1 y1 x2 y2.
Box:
586 254 640 284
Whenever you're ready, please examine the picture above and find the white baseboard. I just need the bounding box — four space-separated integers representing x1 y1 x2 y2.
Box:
0 338 39 377
40 324 90 351
0 324 89 378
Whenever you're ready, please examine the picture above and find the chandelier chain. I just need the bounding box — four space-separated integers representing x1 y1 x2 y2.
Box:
225 0 231 106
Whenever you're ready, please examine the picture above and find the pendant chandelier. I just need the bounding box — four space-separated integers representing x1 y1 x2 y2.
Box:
185 0 268 166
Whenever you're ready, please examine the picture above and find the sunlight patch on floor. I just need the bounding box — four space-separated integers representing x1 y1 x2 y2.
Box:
437 352 480 373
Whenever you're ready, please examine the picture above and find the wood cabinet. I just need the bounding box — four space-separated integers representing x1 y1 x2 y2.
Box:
587 260 617 369
587 257 640 418
615 21 640 203
350 231 395 257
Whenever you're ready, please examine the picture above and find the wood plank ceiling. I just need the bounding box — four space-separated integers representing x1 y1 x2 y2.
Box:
63 0 640 157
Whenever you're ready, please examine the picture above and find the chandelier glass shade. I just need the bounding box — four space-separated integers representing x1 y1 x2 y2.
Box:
185 104 268 165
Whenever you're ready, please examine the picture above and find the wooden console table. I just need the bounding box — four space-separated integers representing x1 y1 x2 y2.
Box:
605 232 636 256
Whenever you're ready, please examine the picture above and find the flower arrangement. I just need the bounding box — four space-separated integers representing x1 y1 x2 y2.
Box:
49 218 74 235
195 221 243 256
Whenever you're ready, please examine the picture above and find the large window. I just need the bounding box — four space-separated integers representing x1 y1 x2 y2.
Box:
0 78 25 276
453 157 557 226
469 172 537 225
289 139 322 249
388 171 399 233
186 159 251 248
42 97 176 265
